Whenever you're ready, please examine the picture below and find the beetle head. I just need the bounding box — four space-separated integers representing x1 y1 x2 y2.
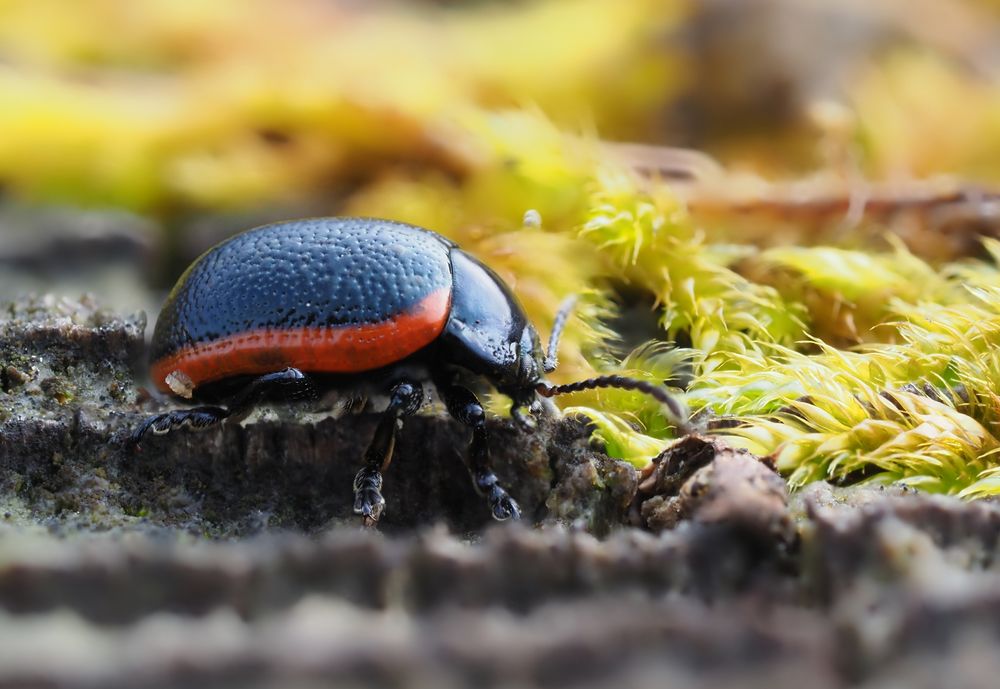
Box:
498 324 549 430
501 296 577 430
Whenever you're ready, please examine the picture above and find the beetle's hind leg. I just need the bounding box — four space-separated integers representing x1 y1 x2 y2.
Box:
438 383 521 521
130 406 229 447
130 367 315 449
353 379 423 527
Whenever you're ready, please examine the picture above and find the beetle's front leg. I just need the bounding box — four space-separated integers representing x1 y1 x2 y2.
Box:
354 379 423 526
439 383 521 521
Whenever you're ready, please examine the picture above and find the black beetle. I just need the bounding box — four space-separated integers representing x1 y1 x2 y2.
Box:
132 217 687 525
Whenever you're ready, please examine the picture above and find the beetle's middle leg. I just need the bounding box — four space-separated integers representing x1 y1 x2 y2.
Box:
353 379 423 526
226 367 318 412
130 367 315 448
438 383 521 521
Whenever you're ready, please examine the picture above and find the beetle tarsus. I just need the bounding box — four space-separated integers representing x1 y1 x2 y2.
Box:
492 490 521 521
130 406 229 449
352 466 385 527
474 469 521 520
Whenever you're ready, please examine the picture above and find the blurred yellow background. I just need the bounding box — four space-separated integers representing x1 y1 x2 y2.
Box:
2 0 999 216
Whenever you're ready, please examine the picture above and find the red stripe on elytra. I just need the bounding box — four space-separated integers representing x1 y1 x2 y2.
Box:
151 288 451 394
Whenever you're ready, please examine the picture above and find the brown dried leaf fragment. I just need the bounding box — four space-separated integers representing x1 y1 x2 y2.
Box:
637 435 793 546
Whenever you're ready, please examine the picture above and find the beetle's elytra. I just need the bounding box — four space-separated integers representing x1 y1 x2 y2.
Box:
133 216 688 526
150 219 457 392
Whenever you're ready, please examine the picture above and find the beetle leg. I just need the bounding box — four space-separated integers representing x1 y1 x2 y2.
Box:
354 379 423 527
130 367 315 448
129 406 230 448
225 367 317 414
439 384 521 521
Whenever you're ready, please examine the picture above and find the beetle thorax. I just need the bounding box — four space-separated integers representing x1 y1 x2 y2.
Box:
440 249 544 394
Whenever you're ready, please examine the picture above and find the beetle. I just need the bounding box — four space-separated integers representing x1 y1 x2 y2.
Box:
132 217 688 525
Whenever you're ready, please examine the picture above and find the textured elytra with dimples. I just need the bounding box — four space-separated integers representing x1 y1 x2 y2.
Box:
149 218 455 391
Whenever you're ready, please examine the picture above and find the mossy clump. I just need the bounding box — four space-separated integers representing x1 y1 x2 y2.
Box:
343 109 1000 498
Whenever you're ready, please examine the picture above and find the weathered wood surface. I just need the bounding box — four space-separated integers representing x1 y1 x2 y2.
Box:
2 298 1000 688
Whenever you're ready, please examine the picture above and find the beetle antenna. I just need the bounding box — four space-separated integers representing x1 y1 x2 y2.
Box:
544 295 579 373
536 376 692 435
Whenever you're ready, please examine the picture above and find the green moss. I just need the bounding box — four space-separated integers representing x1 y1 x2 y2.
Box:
339 110 1000 498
